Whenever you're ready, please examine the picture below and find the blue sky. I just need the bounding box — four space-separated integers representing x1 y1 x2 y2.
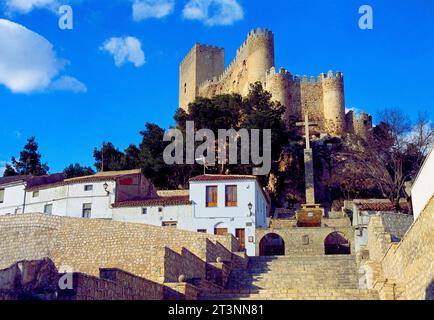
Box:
1 0 433 174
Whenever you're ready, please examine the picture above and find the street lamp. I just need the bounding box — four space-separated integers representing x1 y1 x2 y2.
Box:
103 182 109 195
248 202 253 216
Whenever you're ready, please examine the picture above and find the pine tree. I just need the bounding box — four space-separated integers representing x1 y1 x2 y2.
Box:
10 137 49 176
2 164 17 177
64 163 95 179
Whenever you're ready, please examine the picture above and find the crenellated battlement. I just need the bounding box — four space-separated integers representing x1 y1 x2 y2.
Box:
321 70 344 82
265 70 344 86
345 110 373 138
198 28 274 91
265 67 292 81
180 43 224 66
247 27 274 39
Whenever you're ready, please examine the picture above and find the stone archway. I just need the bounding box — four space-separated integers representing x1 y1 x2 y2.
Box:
324 232 351 255
259 233 285 256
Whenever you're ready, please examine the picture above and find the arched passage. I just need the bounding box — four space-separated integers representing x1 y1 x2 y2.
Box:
259 233 285 256
324 232 351 255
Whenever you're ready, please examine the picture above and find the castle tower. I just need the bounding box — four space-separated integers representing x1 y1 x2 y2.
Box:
355 112 373 139
345 110 357 134
321 71 346 135
179 44 225 111
265 67 295 123
246 28 275 86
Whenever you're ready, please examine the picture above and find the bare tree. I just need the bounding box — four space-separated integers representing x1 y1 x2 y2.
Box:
349 108 434 211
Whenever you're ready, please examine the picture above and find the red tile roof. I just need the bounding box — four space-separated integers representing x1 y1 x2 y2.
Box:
25 170 142 191
64 169 142 185
190 175 257 182
112 196 192 208
0 175 32 186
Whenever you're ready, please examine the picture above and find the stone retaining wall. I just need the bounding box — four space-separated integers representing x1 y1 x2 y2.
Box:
366 197 434 300
0 214 242 285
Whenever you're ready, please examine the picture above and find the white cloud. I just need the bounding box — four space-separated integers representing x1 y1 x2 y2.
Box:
132 0 175 21
346 107 361 115
100 36 145 67
183 0 244 26
13 130 22 138
50 75 87 93
0 19 85 94
3 0 59 14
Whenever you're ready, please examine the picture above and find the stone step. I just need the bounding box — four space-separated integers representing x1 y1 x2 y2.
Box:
225 254 361 292
237 269 358 274
201 289 380 300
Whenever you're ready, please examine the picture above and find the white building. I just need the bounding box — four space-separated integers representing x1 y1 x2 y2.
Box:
113 175 270 256
0 175 34 215
0 170 157 219
411 146 434 220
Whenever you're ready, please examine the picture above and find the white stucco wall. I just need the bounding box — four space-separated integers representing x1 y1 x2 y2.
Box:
411 147 434 220
0 183 26 215
24 181 115 219
113 205 193 230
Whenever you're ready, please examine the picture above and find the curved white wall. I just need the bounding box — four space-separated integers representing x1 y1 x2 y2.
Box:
411 147 434 220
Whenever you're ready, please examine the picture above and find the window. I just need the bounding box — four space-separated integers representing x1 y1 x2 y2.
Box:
44 204 53 215
142 208 148 215
225 185 238 207
84 185 93 191
197 229 207 233
158 207 163 213
0 188 4 204
206 186 218 207
162 221 177 228
32 191 39 198
184 83 187 94
82 203 92 219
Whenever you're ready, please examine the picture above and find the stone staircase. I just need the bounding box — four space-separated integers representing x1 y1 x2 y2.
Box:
201 255 380 300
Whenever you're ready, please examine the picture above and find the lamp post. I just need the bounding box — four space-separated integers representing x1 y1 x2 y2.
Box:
103 182 109 195
248 202 253 216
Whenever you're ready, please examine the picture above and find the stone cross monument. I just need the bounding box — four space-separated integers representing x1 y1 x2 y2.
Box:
295 114 324 227
296 114 318 205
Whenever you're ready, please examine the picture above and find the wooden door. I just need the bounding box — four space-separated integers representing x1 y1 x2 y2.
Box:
235 228 246 251
214 228 228 236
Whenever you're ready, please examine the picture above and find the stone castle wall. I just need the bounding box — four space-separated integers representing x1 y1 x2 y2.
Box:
365 197 434 300
179 28 373 137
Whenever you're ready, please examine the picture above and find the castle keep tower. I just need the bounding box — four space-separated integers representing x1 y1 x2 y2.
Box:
179 44 225 111
179 28 372 138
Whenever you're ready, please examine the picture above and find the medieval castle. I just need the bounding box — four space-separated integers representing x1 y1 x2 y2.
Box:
180 28 373 138
0 28 432 302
